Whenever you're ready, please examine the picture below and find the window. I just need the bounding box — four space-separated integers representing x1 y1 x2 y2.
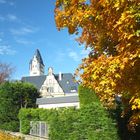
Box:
47 87 54 93
70 86 77 92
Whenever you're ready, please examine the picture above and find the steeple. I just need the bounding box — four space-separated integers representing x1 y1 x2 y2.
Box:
29 49 45 76
34 49 44 66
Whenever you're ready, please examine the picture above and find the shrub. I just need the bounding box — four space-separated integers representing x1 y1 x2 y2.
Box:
19 106 119 140
0 81 39 131
78 85 99 107
19 86 119 139
0 121 19 132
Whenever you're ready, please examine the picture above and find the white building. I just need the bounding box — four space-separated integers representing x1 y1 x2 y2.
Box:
22 49 79 109
29 49 45 76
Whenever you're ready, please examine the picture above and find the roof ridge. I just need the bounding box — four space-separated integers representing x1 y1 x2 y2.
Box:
55 73 72 75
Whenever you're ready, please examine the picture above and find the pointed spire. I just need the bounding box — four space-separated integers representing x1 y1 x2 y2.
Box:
34 49 44 66
29 49 45 76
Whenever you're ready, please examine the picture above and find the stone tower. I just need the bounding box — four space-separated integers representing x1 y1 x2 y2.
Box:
29 49 45 76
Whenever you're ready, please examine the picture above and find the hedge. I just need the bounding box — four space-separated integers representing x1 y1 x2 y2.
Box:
18 86 119 139
19 106 119 140
0 81 39 132
78 85 99 107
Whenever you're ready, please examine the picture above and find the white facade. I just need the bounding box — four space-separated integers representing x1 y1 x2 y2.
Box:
25 49 80 109
36 94 80 109
30 53 44 76
40 67 64 97
38 102 80 109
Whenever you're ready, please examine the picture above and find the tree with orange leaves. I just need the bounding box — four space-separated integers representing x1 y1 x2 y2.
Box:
55 0 140 132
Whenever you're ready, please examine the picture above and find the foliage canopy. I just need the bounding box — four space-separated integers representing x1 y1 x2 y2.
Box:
0 81 39 131
55 0 140 131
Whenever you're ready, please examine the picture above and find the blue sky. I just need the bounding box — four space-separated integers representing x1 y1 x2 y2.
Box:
0 0 89 80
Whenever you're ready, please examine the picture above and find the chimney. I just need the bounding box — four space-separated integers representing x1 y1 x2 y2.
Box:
59 72 62 81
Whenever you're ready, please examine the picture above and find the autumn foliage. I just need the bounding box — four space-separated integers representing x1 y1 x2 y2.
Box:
0 131 21 140
55 0 140 131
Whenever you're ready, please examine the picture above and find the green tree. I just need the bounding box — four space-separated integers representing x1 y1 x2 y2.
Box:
0 81 40 131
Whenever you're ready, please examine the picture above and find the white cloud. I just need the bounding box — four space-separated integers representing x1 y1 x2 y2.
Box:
0 15 5 21
69 51 80 62
55 51 66 62
0 32 4 37
15 38 34 45
7 14 18 21
0 45 16 55
9 1 14 6
0 0 6 4
0 0 15 5
10 26 38 36
68 48 90 62
80 48 90 57
0 14 18 22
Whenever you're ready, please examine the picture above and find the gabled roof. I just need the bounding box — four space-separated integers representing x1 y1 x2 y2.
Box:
22 75 46 90
21 73 79 94
55 73 79 93
36 95 79 105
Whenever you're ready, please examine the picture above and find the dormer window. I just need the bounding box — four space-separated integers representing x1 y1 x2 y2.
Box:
70 86 77 92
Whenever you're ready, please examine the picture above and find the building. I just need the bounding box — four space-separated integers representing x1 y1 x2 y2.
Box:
22 49 79 109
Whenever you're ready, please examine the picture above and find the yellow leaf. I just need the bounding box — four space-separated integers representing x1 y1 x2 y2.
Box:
132 105 137 110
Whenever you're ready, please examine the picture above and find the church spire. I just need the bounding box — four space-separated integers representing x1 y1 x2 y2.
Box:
34 49 44 66
29 49 45 76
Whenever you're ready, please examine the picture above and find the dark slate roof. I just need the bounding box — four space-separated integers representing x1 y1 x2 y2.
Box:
22 75 46 90
36 95 79 105
21 73 79 93
31 49 44 66
55 73 79 93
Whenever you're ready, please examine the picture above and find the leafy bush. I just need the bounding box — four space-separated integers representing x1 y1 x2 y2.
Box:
49 103 119 140
78 85 99 107
0 81 39 131
19 86 119 139
49 108 78 140
0 121 19 132
19 105 119 140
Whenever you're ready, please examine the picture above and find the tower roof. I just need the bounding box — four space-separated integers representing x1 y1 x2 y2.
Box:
34 49 44 66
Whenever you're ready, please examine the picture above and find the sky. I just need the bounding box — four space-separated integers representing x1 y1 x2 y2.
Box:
0 0 89 80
